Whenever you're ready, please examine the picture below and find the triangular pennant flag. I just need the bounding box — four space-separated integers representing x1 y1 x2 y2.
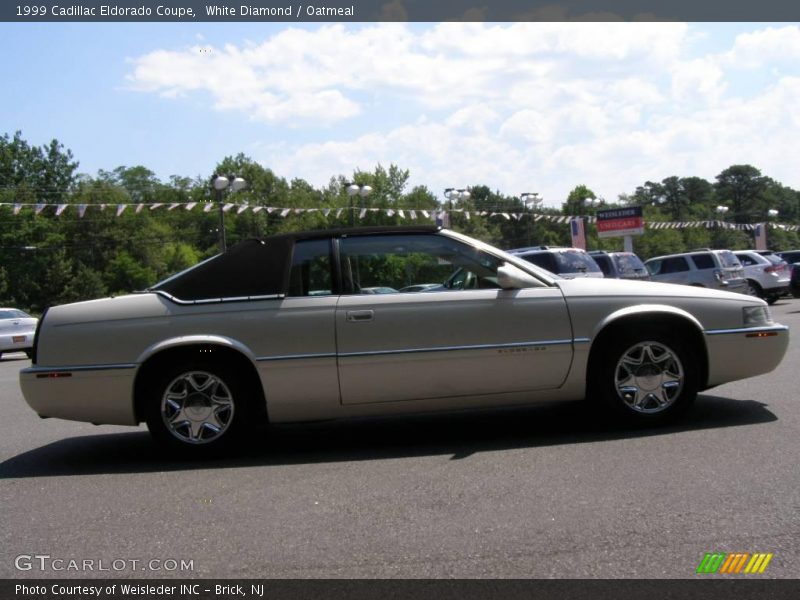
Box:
237 205 249 214
421 210 430 218
55 204 68 216
222 203 234 213
280 208 291 217
408 210 417 220
359 208 367 218
13 203 21 215
203 203 214 213
335 208 344 218
267 207 277 214
252 206 264 214
168 203 180 211
149 203 162 210
35 203 45 215
322 208 331 217
185 202 197 211
116 204 127 217
136 204 145 213
78 204 87 218
397 210 405 219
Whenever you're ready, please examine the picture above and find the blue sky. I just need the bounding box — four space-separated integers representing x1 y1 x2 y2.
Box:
2 22 799 206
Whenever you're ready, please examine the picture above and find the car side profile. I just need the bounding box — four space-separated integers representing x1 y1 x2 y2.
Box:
644 250 747 293
20 227 788 455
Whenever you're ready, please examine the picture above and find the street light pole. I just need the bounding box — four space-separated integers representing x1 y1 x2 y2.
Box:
345 182 372 226
213 174 246 253
520 192 542 246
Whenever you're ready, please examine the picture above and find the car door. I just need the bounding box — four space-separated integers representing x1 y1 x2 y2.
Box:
334 233 574 405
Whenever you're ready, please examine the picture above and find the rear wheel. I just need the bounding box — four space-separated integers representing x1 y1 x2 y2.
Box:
592 327 698 424
144 360 254 455
746 280 763 298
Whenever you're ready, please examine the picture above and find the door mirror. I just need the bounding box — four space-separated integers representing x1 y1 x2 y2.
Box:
496 263 545 289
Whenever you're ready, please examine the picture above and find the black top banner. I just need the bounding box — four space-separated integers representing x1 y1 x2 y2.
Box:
2 0 799 22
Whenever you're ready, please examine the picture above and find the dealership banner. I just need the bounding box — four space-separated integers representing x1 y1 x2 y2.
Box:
596 206 645 238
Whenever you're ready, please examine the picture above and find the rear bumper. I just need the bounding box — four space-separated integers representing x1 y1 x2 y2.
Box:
704 324 789 388
19 363 139 425
0 331 35 353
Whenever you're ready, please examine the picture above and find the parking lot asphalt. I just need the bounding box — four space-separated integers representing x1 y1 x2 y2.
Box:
1 300 798 579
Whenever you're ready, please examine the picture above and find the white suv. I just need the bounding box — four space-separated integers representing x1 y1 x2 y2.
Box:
644 249 747 293
734 250 790 304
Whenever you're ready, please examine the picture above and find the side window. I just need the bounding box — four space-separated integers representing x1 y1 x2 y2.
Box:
737 254 755 266
288 239 333 297
593 255 612 277
339 234 501 294
521 253 556 273
691 253 715 270
660 256 689 274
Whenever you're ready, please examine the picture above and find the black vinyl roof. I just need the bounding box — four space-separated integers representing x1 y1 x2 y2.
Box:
258 225 442 244
150 225 443 302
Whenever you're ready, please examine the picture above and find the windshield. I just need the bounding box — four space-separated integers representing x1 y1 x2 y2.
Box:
0 309 31 319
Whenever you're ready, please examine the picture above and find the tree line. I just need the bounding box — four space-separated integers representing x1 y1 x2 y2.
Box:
1 131 798 313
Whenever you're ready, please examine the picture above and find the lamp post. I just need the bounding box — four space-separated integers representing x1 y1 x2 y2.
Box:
345 182 372 226
715 205 729 218
520 192 542 246
213 174 246 253
443 188 470 228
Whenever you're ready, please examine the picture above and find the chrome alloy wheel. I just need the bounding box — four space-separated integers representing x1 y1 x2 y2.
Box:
161 371 235 444
614 341 684 414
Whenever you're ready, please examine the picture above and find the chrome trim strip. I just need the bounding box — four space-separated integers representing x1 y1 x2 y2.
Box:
704 325 789 336
22 363 137 375
148 290 285 305
338 339 576 359
256 352 337 362
573 337 591 344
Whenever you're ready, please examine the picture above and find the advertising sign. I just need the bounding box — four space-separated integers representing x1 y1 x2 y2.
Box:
596 206 644 238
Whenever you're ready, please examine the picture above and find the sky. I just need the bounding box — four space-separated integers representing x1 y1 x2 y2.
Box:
2 21 799 208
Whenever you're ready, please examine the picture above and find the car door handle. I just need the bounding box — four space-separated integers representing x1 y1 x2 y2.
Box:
346 310 374 322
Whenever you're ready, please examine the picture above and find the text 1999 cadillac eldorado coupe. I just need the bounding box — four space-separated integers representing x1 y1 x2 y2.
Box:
20 226 789 454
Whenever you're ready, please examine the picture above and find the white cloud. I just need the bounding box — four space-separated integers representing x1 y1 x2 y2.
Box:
720 25 800 69
126 23 800 205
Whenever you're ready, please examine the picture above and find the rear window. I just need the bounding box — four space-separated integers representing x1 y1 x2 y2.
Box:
690 253 715 269
151 238 292 301
612 253 647 274
0 309 31 319
764 254 786 265
554 251 602 274
717 250 741 268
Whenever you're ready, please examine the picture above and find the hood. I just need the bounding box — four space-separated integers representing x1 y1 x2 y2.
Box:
555 277 765 304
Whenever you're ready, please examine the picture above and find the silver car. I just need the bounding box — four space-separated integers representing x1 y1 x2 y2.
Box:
734 251 790 304
645 249 747 293
0 308 38 360
20 227 788 455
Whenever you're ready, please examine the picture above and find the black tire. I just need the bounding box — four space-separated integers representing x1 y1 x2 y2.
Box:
746 280 763 298
766 294 779 305
24 349 33 359
144 359 255 456
591 326 698 425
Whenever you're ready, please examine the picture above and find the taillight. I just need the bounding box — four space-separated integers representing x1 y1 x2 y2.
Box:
31 307 48 365
714 269 725 281
764 264 785 273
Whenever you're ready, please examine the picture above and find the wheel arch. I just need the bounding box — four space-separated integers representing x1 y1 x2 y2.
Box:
133 338 267 425
587 306 709 395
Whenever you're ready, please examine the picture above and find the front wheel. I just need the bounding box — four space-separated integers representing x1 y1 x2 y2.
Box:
144 361 254 455
591 328 698 424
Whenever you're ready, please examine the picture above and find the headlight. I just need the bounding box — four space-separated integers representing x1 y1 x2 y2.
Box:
743 306 773 327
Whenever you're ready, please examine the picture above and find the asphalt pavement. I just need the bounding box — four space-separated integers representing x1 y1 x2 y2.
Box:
2 301 799 579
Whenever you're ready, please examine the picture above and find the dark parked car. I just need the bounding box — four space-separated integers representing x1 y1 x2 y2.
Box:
777 250 800 265
791 264 800 298
508 246 604 278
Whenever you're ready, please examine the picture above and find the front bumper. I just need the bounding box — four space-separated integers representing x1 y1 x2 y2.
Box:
19 364 139 425
704 324 789 388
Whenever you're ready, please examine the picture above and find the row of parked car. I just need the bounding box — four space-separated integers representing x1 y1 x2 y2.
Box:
508 246 800 303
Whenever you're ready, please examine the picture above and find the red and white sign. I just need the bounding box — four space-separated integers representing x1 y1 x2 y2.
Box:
596 206 644 238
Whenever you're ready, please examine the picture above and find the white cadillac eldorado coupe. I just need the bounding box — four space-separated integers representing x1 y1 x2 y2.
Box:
20 226 789 454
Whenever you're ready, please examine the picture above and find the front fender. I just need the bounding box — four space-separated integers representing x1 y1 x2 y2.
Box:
592 304 704 340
